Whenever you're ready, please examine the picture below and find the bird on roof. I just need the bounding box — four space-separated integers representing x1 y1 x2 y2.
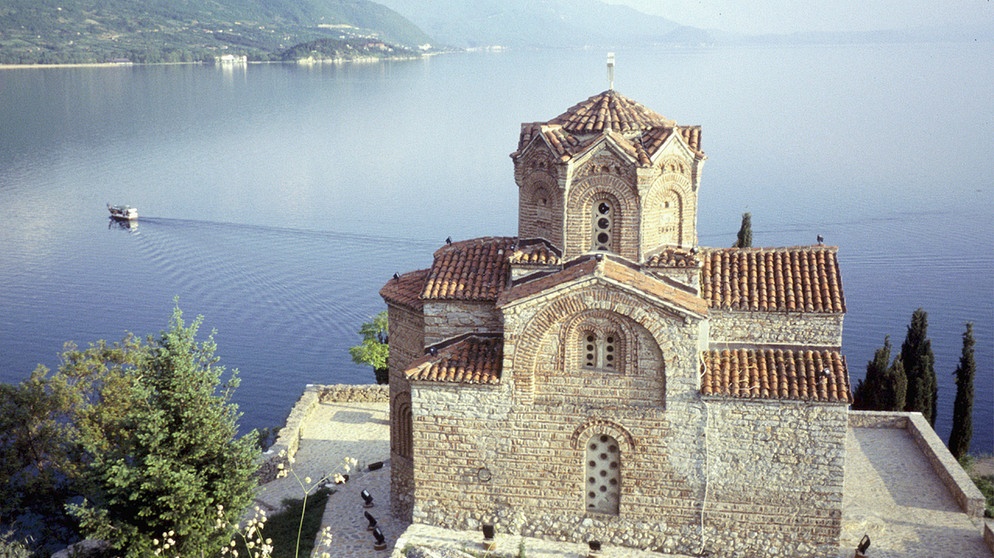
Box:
393 272 400 280
445 236 452 245
817 234 824 245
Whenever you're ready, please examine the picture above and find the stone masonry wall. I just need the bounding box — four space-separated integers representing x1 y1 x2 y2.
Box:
423 301 503 346
386 303 424 520
708 310 843 347
702 399 848 557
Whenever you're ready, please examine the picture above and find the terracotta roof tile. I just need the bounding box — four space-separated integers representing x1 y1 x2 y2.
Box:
514 91 703 166
406 335 503 385
379 269 429 310
701 348 852 403
500 255 708 317
509 239 561 266
699 246 845 313
644 247 700 268
421 237 515 302
552 90 674 134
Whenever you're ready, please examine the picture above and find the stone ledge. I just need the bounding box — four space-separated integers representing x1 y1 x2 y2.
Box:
984 521 994 554
257 383 388 483
848 410 986 518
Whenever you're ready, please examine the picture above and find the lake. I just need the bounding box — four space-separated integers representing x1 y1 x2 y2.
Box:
1 43 991 452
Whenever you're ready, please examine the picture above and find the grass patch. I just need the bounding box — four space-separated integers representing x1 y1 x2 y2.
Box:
264 487 332 558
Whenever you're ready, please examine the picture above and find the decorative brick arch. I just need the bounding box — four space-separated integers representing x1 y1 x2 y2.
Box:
565 174 639 260
570 418 636 453
509 287 678 403
560 309 640 374
643 172 696 251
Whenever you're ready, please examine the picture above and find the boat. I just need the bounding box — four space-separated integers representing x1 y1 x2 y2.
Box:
107 203 138 220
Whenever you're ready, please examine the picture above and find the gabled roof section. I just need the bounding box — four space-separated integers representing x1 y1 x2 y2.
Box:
512 90 703 167
499 254 708 318
700 246 845 313
405 334 503 385
380 268 429 311
701 348 852 404
421 237 515 302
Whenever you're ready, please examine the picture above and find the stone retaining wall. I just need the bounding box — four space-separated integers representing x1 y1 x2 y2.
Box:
848 410 986 518
257 384 388 483
984 521 994 554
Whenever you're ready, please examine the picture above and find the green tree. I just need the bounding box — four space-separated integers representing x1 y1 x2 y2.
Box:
349 311 389 385
852 336 907 412
902 307 937 425
733 212 752 248
63 306 259 557
948 322 975 459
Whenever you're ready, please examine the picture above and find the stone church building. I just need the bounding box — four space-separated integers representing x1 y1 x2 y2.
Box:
380 89 852 557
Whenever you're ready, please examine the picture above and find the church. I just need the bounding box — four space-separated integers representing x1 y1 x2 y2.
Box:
380 86 852 557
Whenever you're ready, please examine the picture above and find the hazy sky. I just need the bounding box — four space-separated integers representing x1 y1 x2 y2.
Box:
607 0 993 34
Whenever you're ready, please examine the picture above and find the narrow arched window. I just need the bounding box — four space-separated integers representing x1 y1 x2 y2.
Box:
585 434 621 514
393 399 413 459
592 200 613 251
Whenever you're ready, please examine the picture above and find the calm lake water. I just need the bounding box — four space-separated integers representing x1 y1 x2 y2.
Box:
1 43 992 452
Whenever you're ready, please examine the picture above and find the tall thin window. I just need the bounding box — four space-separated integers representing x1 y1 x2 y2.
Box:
592 200 613 251
585 434 621 514
583 332 617 370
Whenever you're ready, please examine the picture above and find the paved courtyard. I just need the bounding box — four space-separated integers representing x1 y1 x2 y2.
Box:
254 402 991 557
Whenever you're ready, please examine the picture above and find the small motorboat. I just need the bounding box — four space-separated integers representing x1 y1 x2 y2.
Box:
107 203 138 220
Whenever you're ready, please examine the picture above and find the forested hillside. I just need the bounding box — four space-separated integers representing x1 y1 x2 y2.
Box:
0 0 433 64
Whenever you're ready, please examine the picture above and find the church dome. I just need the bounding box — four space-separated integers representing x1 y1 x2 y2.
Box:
550 89 675 135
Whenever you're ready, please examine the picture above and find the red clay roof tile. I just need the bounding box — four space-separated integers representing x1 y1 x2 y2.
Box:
421 237 515 302
513 91 703 167
644 247 700 268
699 246 845 313
406 335 503 385
701 348 852 403
379 269 429 311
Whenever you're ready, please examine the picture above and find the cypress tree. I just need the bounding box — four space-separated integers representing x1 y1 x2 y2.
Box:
902 308 937 425
733 212 752 248
852 336 906 411
948 323 975 459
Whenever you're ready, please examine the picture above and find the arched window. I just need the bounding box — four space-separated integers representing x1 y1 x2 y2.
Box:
591 199 614 251
392 397 413 459
585 434 621 514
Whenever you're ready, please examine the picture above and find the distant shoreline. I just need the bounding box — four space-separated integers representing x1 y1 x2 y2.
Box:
0 54 439 71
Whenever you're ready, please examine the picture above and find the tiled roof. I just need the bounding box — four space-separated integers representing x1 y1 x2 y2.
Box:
644 247 700 268
380 269 429 310
509 239 560 266
500 255 708 317
513 90 703 166
406 335 503 385
701 348 851 403
551 90 674 135
699 246 845 313
421 237 515 302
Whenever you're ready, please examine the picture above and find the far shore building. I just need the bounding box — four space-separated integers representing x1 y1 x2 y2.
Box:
380 88 853 557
